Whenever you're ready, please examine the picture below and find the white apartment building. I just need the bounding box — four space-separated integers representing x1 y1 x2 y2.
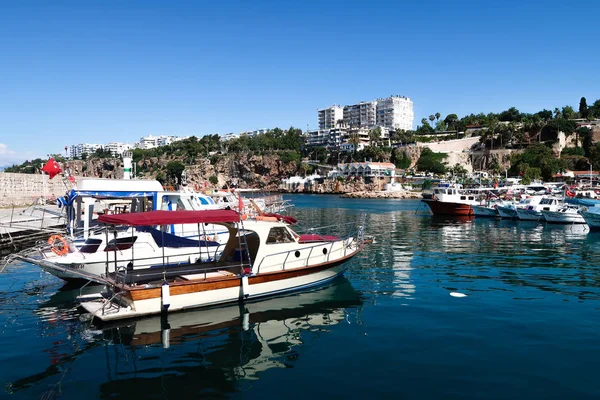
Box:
343 101 377 128
137 134 187 149
318 105 343 130
138 135 159 149
222 133 239 141
70 143 102 158
376 96 414 131
105 142 134 156
240 129 269 137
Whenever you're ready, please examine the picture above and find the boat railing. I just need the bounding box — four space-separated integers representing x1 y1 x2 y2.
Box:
255 217 365 274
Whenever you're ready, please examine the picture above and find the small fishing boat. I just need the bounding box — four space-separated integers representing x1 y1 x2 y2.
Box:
64 209 367 321
421 183 493 216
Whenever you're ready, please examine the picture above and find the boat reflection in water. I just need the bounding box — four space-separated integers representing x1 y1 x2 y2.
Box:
95 278 362 394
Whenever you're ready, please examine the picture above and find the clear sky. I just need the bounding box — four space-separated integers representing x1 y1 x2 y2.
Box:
1 0 598 166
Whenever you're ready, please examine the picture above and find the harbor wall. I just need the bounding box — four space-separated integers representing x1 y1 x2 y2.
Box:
0 173 72 207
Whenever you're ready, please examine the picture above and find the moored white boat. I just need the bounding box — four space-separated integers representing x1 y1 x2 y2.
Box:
62 209 367 321
542 205 586 224
515 196 561 221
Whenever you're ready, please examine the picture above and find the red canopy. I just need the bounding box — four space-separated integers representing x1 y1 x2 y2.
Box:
98 209 241 226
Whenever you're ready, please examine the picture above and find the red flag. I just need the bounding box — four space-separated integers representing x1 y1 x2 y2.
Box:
565 187 576 198
41 158 62 179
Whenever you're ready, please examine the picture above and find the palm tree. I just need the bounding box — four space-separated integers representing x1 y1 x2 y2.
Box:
435 112 441 122
348 133 361 155
429 115 435 125
368 127 382 147
421 118 428 126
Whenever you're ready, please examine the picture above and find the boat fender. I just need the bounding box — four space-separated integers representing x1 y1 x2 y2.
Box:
240 275 250 300
162 281 171 310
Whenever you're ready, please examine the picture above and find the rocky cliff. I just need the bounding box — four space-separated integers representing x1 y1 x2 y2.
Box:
65 153 306 190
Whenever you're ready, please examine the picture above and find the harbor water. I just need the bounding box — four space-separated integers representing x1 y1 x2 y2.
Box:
1 194 600 399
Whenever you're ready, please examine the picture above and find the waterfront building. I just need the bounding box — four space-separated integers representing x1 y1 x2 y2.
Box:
318 106 343 130
375 96 414 131
335 161 396 177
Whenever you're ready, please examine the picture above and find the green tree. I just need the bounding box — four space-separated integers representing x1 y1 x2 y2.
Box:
428 115 435 125
416 147 447 174
165 160 185 185
509 143 564 181
368 126 382 146
209 175 219 185
579 97 589 119
444 114 459 131
561 105 576 120
348 133 361 155
498 107 522 122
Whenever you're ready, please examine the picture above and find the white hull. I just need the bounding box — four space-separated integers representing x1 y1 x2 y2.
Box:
542 210 586 224
80 263 348 321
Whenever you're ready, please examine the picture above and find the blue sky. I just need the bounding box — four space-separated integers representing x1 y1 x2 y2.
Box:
1 0 598 165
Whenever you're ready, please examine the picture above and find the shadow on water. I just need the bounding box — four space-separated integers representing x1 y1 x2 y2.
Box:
6 278 363 398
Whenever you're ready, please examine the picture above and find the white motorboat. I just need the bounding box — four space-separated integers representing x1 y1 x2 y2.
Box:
515 196 561 221
16 224 226 282
542 205 586 224
39 209 367 321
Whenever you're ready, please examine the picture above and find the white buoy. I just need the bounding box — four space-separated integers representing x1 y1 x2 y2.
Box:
162 281 171 309
450 292 467 298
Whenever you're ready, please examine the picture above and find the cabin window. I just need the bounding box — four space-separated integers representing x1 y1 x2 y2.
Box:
266 227 295 244
198 196 211 205
105 236 138 251
80 238 102 253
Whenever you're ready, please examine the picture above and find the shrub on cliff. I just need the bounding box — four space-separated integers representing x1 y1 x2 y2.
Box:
279 150 301 164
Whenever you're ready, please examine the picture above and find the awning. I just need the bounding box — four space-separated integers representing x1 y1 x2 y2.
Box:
98 210 241 226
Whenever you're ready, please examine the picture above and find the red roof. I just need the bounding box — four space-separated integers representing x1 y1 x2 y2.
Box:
98 210 241 226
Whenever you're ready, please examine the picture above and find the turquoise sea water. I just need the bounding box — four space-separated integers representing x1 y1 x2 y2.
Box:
1 194 600 399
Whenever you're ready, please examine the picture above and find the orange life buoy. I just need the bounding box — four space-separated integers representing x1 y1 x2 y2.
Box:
48 235 69 256
241 214 248 220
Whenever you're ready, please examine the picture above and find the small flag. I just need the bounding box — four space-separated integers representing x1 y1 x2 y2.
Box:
41 158 62 179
